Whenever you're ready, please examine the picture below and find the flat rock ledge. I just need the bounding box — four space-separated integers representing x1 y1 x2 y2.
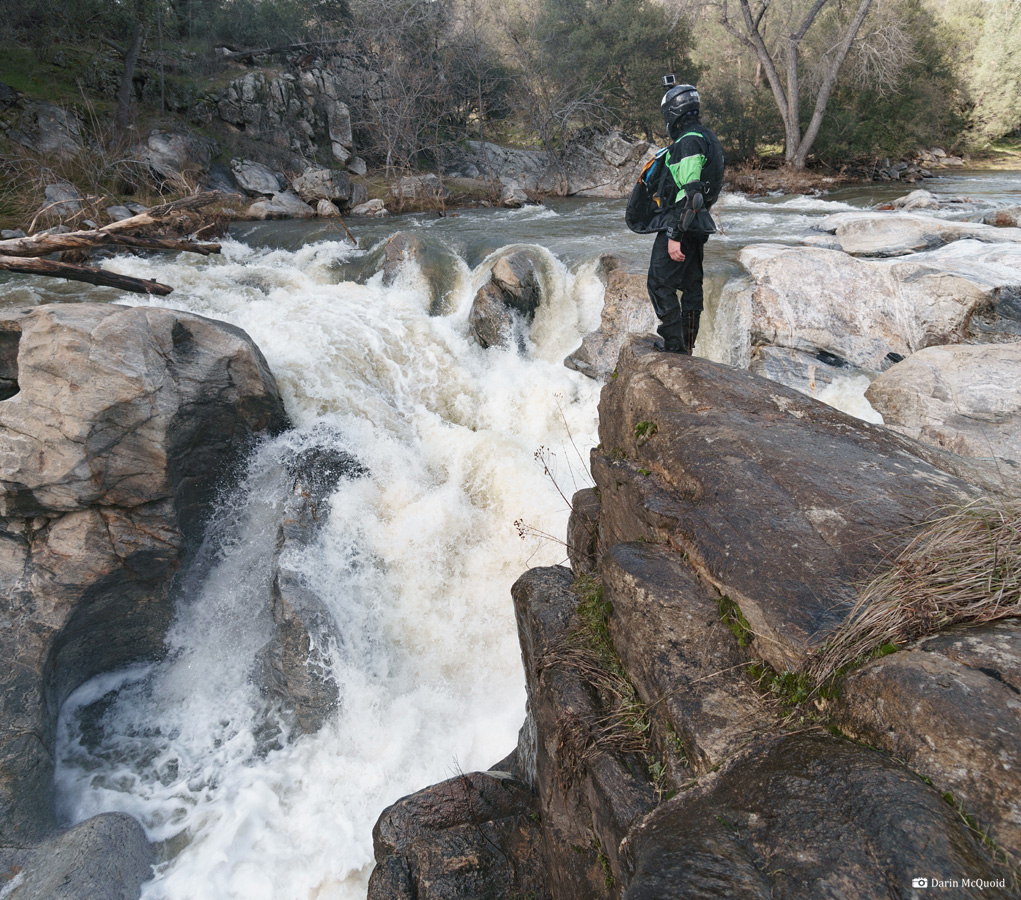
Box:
369 340 1019 900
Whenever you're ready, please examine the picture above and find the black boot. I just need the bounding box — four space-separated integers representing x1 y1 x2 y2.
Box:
655 319 686 353
680 309 701 355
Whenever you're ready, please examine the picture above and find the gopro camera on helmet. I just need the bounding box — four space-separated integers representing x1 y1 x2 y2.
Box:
662 74 677 88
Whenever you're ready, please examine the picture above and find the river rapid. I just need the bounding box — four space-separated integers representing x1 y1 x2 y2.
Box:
1 172 1020 899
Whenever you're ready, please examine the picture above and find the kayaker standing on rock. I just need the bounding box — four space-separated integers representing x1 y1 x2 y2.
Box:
627 76 725 354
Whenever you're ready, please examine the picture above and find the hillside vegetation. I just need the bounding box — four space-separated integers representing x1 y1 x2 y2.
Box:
1 0 1019 229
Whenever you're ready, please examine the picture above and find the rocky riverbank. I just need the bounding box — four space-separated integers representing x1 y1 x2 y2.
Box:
365 195 1021 899
2 182 1021 899
5 38 1010 237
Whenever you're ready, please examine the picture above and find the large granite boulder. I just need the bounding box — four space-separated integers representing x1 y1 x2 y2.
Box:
875 188 973 213
231 159 286 196
564 264 656 379
834 620 1021 860
8 101 83 159
590 339 980 670
368 769 548 900
389 175 451 206
621 732 1009 900
865 342 1021 465
136 130 217 186
245 191 315 219
983 205 1021 228
815 210 1021 257
732 239 1021 372
1 813 155 900
0 303 288 851
292 167 353 206
35 182 84 225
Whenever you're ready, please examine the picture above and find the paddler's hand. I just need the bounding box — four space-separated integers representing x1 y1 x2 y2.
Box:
668 239 685 263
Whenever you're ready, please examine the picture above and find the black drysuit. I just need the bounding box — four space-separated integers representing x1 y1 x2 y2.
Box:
646 118 725 353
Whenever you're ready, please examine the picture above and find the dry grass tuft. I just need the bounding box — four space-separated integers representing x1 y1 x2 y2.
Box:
808 499 1021 688
540 577 651 763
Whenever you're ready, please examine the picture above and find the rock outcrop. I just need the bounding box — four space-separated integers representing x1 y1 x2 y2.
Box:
732 239 1021 373
1 813 156 900
564 265 656 379
0 304 287 860
254 442 367 737
447 131 655 199
8 101 83 159
369 341 1018 899
815 210 1021 257
368 768 548 900
865 342 1021 463
469 251 545 350
137 131 217 188
216 67 355 166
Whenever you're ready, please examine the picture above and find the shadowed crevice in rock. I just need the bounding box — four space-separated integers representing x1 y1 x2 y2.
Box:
0 324 20 401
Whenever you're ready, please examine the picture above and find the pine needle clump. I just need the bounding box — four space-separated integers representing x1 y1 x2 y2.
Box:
809 499 1021 688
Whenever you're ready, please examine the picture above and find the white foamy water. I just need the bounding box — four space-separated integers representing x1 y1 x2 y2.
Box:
52 235 605 899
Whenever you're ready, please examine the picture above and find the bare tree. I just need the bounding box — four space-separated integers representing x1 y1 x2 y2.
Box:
718 0 875 167
453 0 501 147
348 0 457 175
496 0 611 174
114 19 145 138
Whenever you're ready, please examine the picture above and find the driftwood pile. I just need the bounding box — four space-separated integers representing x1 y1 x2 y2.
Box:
0 192 226 295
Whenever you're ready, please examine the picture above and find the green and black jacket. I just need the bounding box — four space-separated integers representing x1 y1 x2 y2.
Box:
626 119 725 238
661 121 725 240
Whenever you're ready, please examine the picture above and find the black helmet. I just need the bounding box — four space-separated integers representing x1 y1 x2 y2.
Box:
661 83 700 135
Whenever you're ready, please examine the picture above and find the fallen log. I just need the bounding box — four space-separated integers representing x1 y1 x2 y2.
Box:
98 191 231 233
0 191 229 295
0 255 173 295
0 231 220 259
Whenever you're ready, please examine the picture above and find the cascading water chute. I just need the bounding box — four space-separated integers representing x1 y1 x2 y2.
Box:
50 223 604 900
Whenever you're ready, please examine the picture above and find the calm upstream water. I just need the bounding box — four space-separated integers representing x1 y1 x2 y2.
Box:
1 171 1019 899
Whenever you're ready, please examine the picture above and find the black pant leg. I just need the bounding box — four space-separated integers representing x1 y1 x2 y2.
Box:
647 231 684 329
680 309 701 354
679 232 706 312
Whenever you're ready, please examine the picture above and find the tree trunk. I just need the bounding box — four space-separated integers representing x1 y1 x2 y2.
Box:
792 0 875 168
115 21 144 138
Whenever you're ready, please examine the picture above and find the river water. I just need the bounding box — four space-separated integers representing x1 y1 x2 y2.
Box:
2 171 1020 899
